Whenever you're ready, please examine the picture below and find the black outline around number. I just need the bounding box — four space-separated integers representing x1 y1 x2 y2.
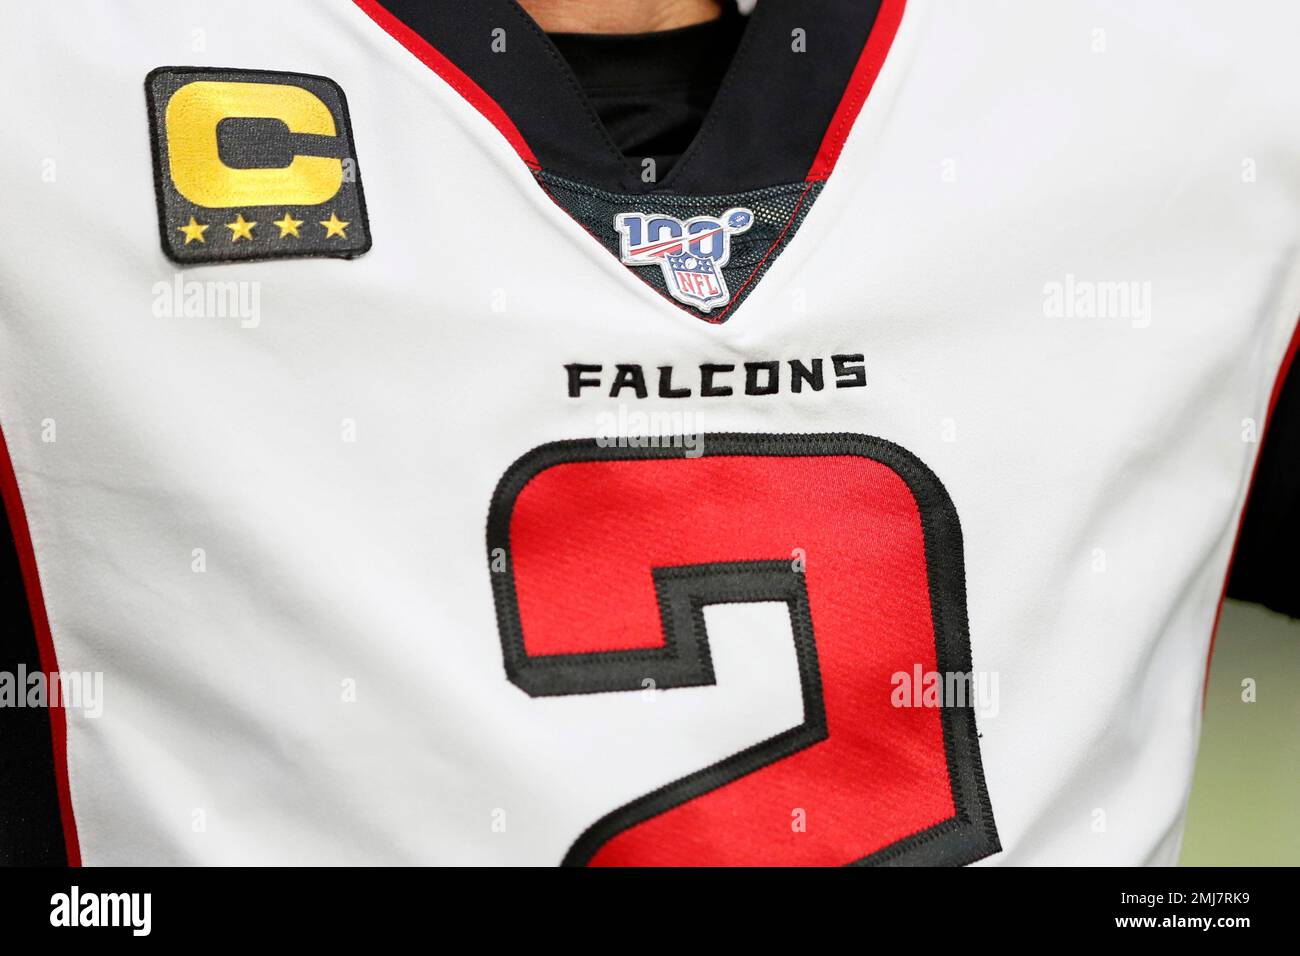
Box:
485 433 1000 866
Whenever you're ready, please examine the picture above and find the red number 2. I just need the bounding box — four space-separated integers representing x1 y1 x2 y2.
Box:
487 433 999 866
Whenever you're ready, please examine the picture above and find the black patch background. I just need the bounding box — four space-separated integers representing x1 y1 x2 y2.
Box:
146 67 371 264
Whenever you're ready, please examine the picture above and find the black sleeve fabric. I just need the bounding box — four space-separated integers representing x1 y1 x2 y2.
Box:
0 499 68 864
1227 363 1300 618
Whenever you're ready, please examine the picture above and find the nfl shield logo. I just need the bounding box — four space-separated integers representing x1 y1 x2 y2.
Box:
666 252 725 308
614 207 754 313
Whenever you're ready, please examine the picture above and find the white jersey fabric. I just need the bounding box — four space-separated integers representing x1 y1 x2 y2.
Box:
1 0 1298 865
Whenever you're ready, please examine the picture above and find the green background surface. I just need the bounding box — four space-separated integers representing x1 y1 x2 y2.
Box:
1180 600 1300 865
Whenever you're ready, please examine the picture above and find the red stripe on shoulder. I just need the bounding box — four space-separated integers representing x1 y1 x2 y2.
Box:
805 0 907 182
354 0 540 169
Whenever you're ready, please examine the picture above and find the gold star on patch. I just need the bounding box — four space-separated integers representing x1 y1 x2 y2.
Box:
178 216 209 244
273 212 304 238
319 212 349 239
225 214 256 241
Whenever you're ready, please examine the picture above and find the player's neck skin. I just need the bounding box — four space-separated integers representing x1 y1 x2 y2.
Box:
517 0 723 33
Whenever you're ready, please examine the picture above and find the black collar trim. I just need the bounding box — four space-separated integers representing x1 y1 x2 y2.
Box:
358 0 903 195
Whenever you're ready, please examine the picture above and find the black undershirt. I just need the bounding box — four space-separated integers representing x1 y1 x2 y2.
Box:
548 5 746 180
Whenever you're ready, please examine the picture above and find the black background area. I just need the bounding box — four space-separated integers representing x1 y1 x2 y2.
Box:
0 500 67 865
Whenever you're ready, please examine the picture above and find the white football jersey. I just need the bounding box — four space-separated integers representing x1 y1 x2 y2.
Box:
1 0 1298 866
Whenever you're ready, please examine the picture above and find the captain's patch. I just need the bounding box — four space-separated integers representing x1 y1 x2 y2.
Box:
145 67 371 264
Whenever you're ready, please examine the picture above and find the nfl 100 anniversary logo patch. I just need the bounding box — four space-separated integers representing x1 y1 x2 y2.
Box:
615 208 753 312
146 67 371 264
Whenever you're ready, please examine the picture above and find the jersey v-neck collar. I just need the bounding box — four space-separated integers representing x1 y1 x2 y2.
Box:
360 0 898 195
354 0 907 321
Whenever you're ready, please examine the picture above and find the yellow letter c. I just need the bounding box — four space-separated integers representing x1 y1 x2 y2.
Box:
165 81 343 208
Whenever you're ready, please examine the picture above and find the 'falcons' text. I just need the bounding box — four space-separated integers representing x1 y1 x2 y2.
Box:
565 354 866 399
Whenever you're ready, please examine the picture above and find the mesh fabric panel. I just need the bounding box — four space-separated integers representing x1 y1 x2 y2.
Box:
536 171 824 322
